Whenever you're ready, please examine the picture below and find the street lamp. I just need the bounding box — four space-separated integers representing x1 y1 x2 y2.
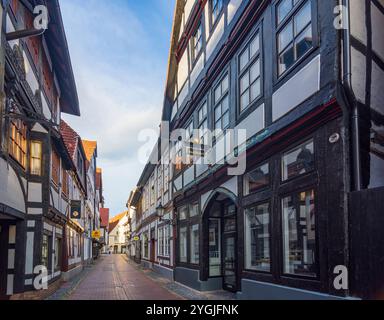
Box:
156 204 177 226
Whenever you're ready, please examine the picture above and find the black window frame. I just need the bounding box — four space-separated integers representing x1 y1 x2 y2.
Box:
177 202 201 268
241 134 323 292
281 139 315 184
191 18 204 66
238 28 263 115
209 0 225 32
243 200 272 274
212 72 230 137
243 161 271 196
273 0 319 82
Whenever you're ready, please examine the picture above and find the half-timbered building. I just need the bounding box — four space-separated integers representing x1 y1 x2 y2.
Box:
131 0 384 299
0 0 81 299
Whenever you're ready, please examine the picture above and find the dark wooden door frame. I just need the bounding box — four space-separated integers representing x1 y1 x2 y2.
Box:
0 223 9 298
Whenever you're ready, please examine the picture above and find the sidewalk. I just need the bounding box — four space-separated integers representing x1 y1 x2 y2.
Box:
127 257 236 300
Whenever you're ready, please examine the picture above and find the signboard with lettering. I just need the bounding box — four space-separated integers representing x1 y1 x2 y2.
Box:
70 200 82 219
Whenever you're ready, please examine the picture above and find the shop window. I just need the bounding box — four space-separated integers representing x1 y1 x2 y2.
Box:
143 233 149 259
282 140 314 181
54 237 62 270
209 219 221 276
42 234 50 269
178 206 188 221
245 203 271 272
244 163 270 195
282 189 317 277
190 224 199 264
189 203 199 217
179 227 188 263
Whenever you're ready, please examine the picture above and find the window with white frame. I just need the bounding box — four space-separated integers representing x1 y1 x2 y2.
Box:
157 165 163 199
158 225 170 258
239 33 261 113
276 0 313 76
164 225 170 257
158 227 164 256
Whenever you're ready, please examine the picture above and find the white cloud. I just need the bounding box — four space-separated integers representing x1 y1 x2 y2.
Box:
60 0 173 215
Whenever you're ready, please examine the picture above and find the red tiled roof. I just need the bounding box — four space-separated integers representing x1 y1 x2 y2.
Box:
60 120 80 161
100 208 110 228
108 211 127 233
82 140 97 162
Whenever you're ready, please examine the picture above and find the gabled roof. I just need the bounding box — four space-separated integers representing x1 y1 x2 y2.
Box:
45 0 80 116
60 120 79 160
82 140 97 162
60 120 87 192
100 208 110 228
108 211 127 233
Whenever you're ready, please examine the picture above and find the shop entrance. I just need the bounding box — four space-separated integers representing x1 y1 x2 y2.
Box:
204 191 238 292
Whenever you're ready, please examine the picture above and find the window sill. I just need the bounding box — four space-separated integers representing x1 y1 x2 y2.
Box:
274 46 319 89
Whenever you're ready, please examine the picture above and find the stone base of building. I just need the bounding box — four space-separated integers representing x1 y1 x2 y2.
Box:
153 264 174 281
141 260 153 269
174 267 222 292
62 264 84 282
9 279 63 300
236 279 351 300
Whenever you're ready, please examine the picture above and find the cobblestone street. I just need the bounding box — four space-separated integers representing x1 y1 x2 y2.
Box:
48 255 235 301
56 255 181 300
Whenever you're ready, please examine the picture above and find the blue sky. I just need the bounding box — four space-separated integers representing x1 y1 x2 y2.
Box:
60 0 175 217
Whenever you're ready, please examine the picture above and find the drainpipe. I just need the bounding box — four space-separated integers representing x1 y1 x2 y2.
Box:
341 0 362 191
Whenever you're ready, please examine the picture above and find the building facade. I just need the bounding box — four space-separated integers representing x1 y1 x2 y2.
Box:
0 0 105 299
108 212 129 254
130 0 384 299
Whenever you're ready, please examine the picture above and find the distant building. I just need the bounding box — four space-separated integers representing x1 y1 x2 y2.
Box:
108 212 129 254
100 208 110 253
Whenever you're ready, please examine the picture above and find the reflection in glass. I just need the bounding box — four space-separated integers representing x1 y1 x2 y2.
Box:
282 140 314 181
190 225 199 264
209 219 221 276
179 227 188 263
282 190 317 277
245 203 270 272
244 163 270 195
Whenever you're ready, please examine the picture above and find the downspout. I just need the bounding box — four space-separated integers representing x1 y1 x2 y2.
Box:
341 0 362 191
